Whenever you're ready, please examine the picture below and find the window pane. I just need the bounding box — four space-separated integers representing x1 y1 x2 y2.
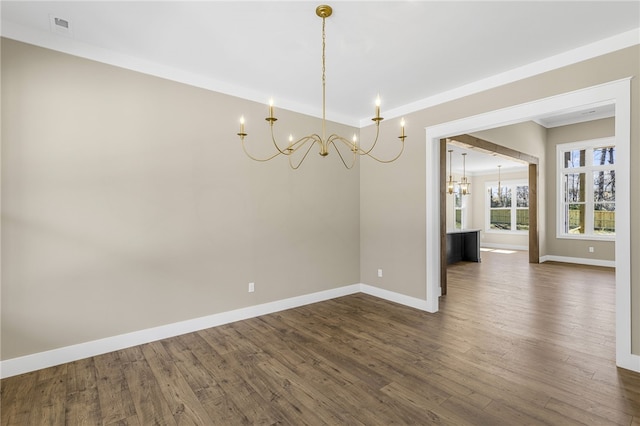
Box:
455 209 462 229
516 209 529 231
454 192 461 208
566 204 585 234
565 173 585 202
516 185 529 208
564 149 585 168
558 140 615 238
593 146 615 166
594 204 615 235
490 209 511 230
593 170 615 202
489 186 504 208
502 187 511 207
489 186 511 208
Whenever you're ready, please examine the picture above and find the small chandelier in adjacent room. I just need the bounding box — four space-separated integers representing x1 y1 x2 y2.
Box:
488 164 503 204
496 164 502 204
459 153 471 195
236 4 406 169
446 149 457 194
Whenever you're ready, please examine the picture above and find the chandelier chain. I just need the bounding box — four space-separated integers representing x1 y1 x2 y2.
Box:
321 15 327 141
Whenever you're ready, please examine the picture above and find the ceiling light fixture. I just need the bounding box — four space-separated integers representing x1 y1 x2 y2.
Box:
459 153 471 195
497 164 502 203
447 149 456 194
236 4 406 169
489 164 502 205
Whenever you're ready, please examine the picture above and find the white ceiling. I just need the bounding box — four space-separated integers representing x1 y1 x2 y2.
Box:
2 1 639 128
446 143 527 175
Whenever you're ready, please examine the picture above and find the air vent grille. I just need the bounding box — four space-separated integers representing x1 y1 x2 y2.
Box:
49 14 73 36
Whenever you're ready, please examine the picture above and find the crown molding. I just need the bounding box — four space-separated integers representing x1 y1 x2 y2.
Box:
1 20 638 129
367 27 640 127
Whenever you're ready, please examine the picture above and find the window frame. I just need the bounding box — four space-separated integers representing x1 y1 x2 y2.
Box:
453 185 464 230
556 137 616 241
484 179 529 234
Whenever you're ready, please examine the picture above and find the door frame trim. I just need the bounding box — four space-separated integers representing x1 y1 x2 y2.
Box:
424 78 637 372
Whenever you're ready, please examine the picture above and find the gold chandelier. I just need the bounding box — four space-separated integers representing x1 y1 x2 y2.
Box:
236 4 407 169
446 149 456 194
459 153 471 195
489 164 502 204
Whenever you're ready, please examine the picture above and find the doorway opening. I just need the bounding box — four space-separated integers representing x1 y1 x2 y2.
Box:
424 79 636 371
438 134 539 295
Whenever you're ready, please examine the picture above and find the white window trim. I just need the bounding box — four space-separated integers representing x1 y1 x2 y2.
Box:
484 179 529 234
556 137 615 241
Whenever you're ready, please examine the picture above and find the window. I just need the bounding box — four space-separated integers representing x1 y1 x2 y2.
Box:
486 180 529 232
454 187 463 229
557 138 615 239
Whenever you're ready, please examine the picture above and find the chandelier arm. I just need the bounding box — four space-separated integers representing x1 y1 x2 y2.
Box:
328 133 357 149
356 123 382 156
288 134 322 154
269 125 295 156
241 139 285 162
289 137 319 170
326 136 357 169
360 140 406 164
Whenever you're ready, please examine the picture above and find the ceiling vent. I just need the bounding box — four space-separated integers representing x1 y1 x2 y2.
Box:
49 14 73 37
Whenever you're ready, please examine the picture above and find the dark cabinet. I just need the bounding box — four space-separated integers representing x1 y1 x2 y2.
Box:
446 229 481 264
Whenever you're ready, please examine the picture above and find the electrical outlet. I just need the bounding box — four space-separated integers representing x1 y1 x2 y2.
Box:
588 246 595 253
248 282 255 292
377 269 383 278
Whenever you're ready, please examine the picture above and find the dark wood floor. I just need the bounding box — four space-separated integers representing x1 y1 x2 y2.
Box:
2 250 640 425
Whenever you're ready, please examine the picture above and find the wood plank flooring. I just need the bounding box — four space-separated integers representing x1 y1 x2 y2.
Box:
2 249 640 425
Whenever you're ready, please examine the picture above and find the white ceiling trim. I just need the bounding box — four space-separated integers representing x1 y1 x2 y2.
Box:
0 19 360 126
372 27 640 127
2 20 638 129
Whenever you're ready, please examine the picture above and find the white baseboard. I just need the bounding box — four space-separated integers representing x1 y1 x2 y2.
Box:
1 284 432 378
540 255 615 268
481 243 529 251
617 352 640 373
360 284 434 312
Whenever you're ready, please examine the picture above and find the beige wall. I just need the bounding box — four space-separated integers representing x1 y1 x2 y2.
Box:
2 38 639 361
1 39 360 360
359 45 639 352
546 118 616 261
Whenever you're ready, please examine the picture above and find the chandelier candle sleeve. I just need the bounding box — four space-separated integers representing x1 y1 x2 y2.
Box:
238 116 246 138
